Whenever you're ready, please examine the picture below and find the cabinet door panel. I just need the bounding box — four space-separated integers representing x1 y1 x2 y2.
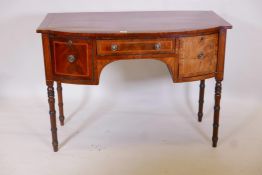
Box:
178 34 218 78
51 38 93 80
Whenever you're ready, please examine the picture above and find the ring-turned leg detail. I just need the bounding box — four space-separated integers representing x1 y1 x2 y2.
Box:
198 80 205 122
57 82 65 126
212 80 222 147
47 81 59 152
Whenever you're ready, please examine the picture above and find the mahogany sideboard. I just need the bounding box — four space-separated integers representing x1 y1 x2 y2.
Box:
36 11 232 152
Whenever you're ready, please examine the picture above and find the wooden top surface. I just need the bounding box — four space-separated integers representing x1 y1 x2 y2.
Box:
37 11 232 34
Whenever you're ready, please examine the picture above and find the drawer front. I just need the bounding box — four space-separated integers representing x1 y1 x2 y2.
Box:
97 39 175 56
52 38 93 79
178 34 218 78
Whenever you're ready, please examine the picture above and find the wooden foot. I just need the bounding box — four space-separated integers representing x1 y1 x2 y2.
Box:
198 80 205 122
212 80 222 147
47 81 59 152
57 82 65 126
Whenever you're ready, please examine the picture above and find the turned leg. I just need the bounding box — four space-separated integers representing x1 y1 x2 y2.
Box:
212 79 222 147
57 82 65 126
47 81 59 152
198 80 205 122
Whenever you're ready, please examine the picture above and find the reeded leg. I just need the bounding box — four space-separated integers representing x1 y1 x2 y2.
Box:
47 81 59 152
212 79 222 147
57 82 65 126
198 80 205 122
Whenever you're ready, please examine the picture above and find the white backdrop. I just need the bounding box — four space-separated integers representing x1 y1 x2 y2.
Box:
1 0 262 175
0 0 262 100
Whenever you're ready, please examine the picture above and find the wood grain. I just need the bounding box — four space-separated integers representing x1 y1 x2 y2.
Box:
97 39 175 56
178 34 218 78
37 11 232 36
198 80 205 122
56 82 65 126
216 28 227 81
49 37 94 81
96 57 176 83
46 81 58 152
41 34 53 80
212 80 222 147
37 12 232 151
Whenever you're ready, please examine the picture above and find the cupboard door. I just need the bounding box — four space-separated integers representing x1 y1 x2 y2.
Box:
52 38 93 79
178 34 218 78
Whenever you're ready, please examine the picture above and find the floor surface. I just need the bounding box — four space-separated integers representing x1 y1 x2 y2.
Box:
0 95 261 175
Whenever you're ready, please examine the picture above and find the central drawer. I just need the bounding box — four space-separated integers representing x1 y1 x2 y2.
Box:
97 39 175 56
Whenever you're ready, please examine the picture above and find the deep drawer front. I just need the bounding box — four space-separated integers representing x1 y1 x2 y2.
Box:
97 39 175 56
52 39 92 78
178 34 218 78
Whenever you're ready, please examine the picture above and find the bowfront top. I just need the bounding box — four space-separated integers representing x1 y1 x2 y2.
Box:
37 11 232 35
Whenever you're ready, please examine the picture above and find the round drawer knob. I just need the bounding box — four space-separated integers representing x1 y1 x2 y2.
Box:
111 44 118 51
155 43 161 50
67 55 76 63
198 52 205 59
67 40 73 46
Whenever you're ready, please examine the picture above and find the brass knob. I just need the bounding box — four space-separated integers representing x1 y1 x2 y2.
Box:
67 55 76 63
198 52 205 59
111 44 118 51
67 40 73 46
155 43 161 50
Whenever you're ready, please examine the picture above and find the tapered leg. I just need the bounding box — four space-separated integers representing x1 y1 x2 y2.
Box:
212 80 222 147
47 81 59 152
57 82 65 126
198 80 205 122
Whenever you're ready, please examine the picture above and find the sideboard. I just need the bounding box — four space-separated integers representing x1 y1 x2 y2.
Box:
37 11 232 152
